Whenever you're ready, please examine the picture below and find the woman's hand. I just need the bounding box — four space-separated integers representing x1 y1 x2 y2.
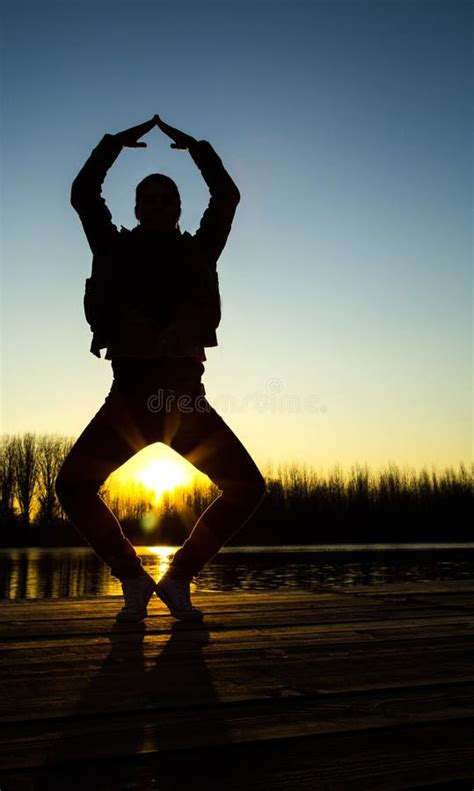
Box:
114 116 157 148
153 114 197 150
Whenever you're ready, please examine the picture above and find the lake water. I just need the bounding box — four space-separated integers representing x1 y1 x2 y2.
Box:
1 544 473 599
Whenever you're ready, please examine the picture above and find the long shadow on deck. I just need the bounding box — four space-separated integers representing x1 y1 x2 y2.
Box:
36 615 229 789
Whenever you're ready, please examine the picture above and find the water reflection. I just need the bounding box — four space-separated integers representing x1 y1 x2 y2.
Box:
0 545 473 600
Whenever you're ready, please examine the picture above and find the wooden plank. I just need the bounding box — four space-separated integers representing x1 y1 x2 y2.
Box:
0 682 472 770
0 590 322 614
330 580 474 595
1 637 473 722
0 596 365 625
1 601 473 639
1 719 473 790
0 599 371 624
404 593 474 611
0 617 472 669
0 617 473 666
0 580 472 618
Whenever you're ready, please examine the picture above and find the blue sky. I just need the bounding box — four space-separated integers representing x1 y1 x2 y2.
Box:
1 0 472 474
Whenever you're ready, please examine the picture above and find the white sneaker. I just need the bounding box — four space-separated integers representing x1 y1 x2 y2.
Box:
116 569 157 622
155 571 204 621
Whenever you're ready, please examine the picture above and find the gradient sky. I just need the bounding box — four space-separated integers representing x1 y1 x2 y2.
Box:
1 0 472 477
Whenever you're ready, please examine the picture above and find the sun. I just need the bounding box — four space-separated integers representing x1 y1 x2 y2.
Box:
134 459 193 503
108 447 200 506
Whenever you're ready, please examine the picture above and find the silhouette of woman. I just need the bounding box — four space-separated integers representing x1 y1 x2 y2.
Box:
55 114 267 622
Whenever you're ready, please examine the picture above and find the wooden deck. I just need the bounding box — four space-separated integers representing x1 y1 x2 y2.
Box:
0 580 473 790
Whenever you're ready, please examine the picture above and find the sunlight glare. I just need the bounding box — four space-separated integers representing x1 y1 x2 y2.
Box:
134 459 193 503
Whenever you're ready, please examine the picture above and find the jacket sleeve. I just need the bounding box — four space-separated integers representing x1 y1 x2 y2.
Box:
70 133 123 255
188 139 240 270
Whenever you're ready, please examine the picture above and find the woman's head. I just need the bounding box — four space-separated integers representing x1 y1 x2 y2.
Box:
135 174 181 231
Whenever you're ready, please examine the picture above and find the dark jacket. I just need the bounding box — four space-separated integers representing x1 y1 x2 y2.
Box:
70 133 240 359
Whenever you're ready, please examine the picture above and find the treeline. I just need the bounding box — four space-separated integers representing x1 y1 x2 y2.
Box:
0 432 472 547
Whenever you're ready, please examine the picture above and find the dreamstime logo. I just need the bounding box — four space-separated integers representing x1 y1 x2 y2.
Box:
147 388 212 414
146 378 327 415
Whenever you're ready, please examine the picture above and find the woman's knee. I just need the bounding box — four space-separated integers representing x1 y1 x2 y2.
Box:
55 460 102 503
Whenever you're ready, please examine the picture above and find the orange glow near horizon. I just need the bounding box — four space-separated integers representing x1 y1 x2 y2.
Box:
107 447 200 506
134 459 194 503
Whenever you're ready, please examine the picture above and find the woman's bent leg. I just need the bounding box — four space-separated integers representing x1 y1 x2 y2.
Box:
165 398 267 578
55 385 151 580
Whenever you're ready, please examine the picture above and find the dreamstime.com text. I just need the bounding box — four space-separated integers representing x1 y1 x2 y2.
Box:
146 377 327 415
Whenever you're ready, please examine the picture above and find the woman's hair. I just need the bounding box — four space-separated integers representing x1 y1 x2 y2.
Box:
135 173 181 207
135 174 182 230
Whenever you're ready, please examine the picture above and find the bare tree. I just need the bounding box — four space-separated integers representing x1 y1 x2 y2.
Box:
12 432 39 527
36 434 67 526
0 434 18 523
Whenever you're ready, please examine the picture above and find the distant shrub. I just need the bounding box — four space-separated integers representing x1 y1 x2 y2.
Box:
0 432 472 545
